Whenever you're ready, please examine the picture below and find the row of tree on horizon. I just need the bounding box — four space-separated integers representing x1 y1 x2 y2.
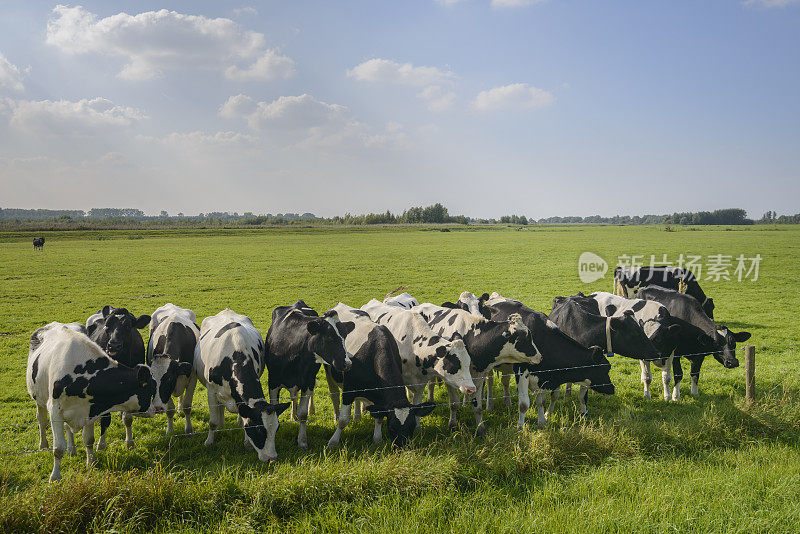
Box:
0 205 797 226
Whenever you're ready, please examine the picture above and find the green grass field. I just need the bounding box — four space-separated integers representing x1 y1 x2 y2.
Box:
1 225 799 533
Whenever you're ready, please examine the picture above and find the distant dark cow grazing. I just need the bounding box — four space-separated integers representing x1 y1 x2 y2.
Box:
414 302 541 435
485 293 615 425
326 304 437 447
615 266 714 318
147 304 199 433
266 301 353 449
639 286 750 396
33 237 45 250
86 306 150 450
195 309 290 461
26 322 156 481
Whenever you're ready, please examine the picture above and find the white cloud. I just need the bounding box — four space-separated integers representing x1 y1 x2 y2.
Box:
417 85 457 112
742 0 800 6
471 83 554 111
491 0 547 7
232 7 259 17
219 93 407 150
0 53 24 92
139 130 258 149
46 5 295 81
347 59 455 87
2 96 144 135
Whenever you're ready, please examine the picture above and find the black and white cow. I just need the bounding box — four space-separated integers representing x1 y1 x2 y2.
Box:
383 292 419 309
195 309 290 461
615 266 715 319
361 300 476 413
26 322 156 481
326 304 437 447
265 301 353 449
484 293 615 425
86 306 150 450
639 286 750 396
413 302 541 435
33 237 45 250
588 291 687 400
146 303 199 433
549 296 661 361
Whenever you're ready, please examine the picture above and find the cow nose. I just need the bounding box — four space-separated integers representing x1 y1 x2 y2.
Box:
460 385 476 395
153 405 165 414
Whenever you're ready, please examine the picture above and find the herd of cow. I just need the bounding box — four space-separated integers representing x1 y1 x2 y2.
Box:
26 266 751 481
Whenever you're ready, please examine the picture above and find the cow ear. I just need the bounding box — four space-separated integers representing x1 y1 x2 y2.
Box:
450 331 462 340
237 402 254 419
364 405 388 417
605 304 617 316
609 317 622 332
307 319 322 334
411 401 437 417
135 315 150 329
440 301 457 309
102 305 111 318
177 362 193 377
733 331 751 342
265 402 291 416
479 293 490 302
483 304 497 318
336 321 355 338
136 364 151 387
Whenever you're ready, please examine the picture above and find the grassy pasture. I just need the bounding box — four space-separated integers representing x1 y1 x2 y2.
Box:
1 225 799 532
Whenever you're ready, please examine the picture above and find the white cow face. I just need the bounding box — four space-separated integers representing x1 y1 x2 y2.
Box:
433 339 476 394
238 400 291 461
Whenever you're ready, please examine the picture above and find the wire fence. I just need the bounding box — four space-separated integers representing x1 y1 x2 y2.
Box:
2 342 798 456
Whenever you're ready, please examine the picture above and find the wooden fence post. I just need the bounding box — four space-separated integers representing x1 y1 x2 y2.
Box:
745 345 756 405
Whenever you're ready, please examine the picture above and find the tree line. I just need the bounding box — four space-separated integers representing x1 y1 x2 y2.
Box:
1 205 797 228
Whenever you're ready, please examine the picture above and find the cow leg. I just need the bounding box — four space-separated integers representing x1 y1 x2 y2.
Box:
446 384 460 430
410 386 426 431
204 389 224 447
501 371 512 408
660 355 674 402
96 413 111 451
672 358 683 402
166 398 175 435
82 423 95 467
309 394 316 417
565 383 572 397
427 378 436 403
354 399 363 421
690 357 704 396
485 374 494 411
237 415 252 448
123 412 135 449
516 371 530 428
545 389 560 422
578 385 589 416
289 387 299 421
535 392 547 427
49 409 66 482
296 390 312 449
472 377 486 436
65 426 76 456
325 371 340 425
373 417 383 444
640 361 652 399
36 404 49 450
326 404 351 448
180 373 197 434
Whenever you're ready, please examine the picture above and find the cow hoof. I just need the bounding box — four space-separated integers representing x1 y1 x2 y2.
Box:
125 440 134 450
643 392 651 400
476 425 486 437
67 447 76 457
49 473 61 483
203 438 213 447
39 443 49 451
298 440 308 450
185 423 194 434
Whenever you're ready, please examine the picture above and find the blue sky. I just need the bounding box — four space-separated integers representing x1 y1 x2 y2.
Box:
0 0 798 218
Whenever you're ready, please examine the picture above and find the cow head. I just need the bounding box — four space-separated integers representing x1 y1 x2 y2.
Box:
237 399 291 461
367 402 437 447
586 346 615 395
714 326 750 369
149 355 193 413
93 306 150 359
307 310 353 373
608 311 660 360
432 338 476 395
